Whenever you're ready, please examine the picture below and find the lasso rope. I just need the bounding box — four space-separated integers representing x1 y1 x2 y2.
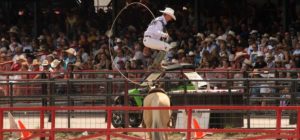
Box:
107 2 155 86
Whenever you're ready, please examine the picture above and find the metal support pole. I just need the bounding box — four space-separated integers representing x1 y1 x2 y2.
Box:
9 82 13 108
67 80 71 128
124 80 129 129
276 109 282 136
186 108 192 140
184 79 188 106
245 79 251 129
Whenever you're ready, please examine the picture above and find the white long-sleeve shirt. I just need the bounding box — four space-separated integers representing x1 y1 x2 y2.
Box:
144 16 167 40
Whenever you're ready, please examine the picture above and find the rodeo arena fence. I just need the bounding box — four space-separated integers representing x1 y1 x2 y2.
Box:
1 68 300 139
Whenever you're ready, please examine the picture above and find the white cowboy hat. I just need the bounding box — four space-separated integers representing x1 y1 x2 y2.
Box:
209 33 216 39
250 30 258 35
204 37 213 42
170 42 178 48
171 58 179 64
269 37 278 42
177 49 184 54
257 51 264 57
51 59 61 68
243 59 252 66
8 26 18 34
16 55 27 62
228 30 236 37
194 33 205 41
41 60 49 66
267 45 274 50
262 33 269 38
65 48 76 56
160 7 176 20
32 59 40 66
188 51 195 56
115 38 122 43
217 35 226 42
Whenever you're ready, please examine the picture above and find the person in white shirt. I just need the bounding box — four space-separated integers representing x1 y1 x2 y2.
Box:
143 7 176 52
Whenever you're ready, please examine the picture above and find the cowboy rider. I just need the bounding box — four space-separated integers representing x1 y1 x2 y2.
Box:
143 7 176 52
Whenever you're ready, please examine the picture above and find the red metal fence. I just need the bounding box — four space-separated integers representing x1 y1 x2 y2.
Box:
1 105 300 140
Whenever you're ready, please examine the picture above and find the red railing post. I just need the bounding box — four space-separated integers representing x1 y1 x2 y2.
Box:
106 109 112 140
0 109 3 140
186 108 192 140
276 108 282 135
40 110 45 140
50 109 56 140
297 109 300 139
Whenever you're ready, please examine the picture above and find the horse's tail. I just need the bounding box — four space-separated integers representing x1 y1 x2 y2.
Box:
151 96 164 140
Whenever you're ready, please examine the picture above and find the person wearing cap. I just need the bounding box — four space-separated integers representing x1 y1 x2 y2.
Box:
249 30 258 40
249 43 262 63
226 30 236 45
113 49 127 70
41 60 49 71
63 48 77 70
22 37 33 53
29 59 41 79
253 52 267 68
9 36 22 52
186 51 195 65
113 38 123 51
202 37 217 54
218 36 230 60
265 53 275 68
143 7 176 52
50 59 65 80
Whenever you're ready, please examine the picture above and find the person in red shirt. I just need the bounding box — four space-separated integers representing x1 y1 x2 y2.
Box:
30 59 41 79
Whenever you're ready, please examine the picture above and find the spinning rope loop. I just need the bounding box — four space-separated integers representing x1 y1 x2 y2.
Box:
107 2 155 86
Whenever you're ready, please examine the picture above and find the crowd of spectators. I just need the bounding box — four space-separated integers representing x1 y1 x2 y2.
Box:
0 0 300 80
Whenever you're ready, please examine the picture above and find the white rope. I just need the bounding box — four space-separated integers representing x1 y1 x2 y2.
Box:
107 2 155 86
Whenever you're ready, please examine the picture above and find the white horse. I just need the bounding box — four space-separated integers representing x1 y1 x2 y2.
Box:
143 88 171 140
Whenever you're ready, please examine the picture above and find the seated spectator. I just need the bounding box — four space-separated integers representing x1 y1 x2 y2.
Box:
113 49 127 70
22 37 33 53
50 59 64 79
11 55 27 71
265 53 275 68
95 53 111 70
253 52 267 68
29 59 41 79
41 60 49 72
63 48 77 69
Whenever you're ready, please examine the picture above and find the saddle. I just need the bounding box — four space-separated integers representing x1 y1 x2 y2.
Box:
148 88 166 94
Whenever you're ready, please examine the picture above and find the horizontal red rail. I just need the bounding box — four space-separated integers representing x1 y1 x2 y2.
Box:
1 106 300 140
1 105 300 111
